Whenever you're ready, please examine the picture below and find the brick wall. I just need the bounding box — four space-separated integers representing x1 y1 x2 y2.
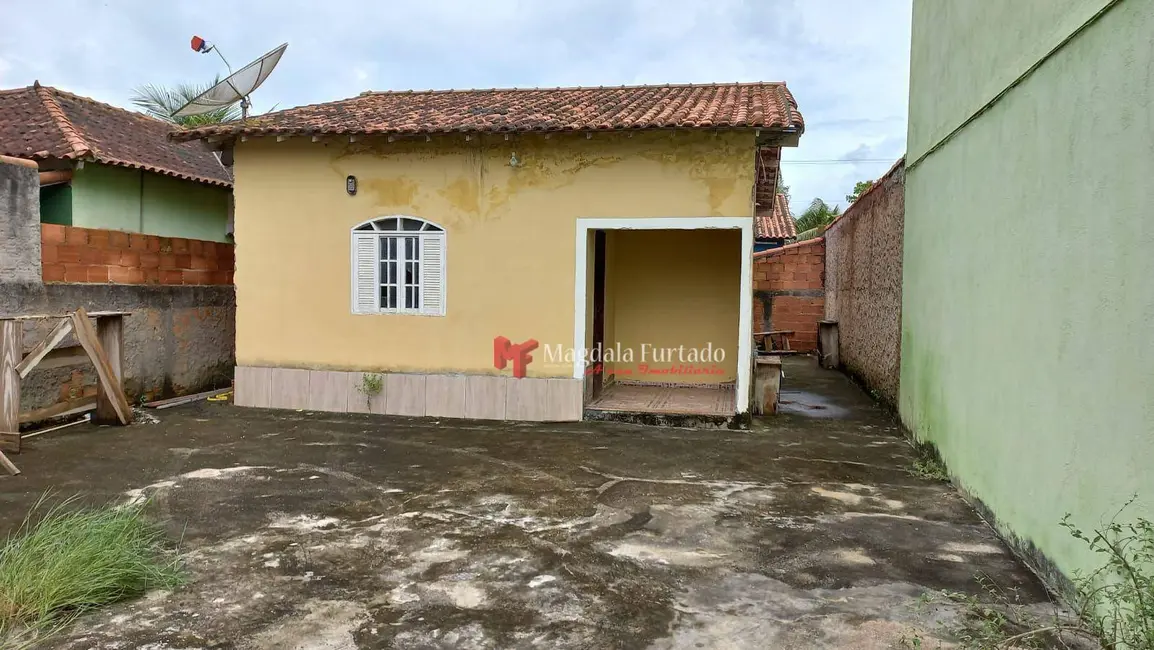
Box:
1 161 237 419
824 159 904 407
40 224 234 285
752 238 825 352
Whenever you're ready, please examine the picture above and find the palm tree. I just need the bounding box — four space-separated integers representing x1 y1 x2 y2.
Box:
794 198 842 232
130 78 241 127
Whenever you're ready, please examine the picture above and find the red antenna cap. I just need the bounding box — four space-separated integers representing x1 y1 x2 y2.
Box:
191 36 208 53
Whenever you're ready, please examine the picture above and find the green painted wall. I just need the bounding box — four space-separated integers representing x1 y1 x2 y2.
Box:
907 0 1113 160
141 171 230 242
902 0 1153 583
69 163 230 242
71 163 141 232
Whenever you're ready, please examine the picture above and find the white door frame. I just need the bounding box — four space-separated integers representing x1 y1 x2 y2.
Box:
573 217 754 414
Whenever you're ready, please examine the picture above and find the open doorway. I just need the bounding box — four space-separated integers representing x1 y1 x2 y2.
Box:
574 218 754 422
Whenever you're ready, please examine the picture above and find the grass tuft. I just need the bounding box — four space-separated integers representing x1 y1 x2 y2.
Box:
907 442 949 482
0 495 182 644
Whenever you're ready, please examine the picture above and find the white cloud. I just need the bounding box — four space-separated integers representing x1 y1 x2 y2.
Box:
0 0 911 210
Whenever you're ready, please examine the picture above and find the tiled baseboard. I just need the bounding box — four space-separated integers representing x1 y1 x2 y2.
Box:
234 367 584 422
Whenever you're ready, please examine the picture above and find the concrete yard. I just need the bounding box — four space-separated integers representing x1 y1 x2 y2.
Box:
1 359 1066 649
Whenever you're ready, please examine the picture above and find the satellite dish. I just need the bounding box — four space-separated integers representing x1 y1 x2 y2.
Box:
175 42 288 120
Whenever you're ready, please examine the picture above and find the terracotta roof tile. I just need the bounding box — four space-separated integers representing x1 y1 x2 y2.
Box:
756 192 796 240
172 82 804 142
0 83 231 187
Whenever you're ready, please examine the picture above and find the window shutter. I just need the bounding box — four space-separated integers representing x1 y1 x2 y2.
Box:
420 235 445 316
351 233 378 313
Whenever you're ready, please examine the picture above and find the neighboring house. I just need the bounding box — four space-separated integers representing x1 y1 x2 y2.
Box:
0 82 233 242
903 0 1151 592
174 83 804 422
754 192 795 252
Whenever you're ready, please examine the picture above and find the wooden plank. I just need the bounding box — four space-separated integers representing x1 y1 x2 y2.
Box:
19 396 97 424
95 314 126 424
32 345 89 371
71 309 131 425
144 388 231 410
0 321 20 445
0 311 131 322
0 449 18 476
15 317 73 378
22 414 89 440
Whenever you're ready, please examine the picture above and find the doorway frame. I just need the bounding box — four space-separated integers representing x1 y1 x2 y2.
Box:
573 217 755 414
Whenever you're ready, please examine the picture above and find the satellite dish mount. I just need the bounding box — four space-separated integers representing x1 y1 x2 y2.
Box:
176 37 287 121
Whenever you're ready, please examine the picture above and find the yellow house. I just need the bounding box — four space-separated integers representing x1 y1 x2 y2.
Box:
175 83 804 424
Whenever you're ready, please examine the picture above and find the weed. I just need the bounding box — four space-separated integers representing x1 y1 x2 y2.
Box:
908 443 949 481
895 629 925 648
358 373 383 410
1062 497 1154 650
0 495 182 646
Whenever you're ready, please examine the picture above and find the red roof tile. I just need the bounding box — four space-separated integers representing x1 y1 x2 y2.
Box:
172 82 804 142
756 193 796 240
0 83 231 187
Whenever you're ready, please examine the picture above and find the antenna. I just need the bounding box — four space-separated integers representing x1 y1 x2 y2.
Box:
175 40 288 120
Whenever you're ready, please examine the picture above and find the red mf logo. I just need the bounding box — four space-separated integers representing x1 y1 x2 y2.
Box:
493 336 539 378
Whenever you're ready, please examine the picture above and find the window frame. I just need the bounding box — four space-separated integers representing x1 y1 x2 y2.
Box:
350 216 446 316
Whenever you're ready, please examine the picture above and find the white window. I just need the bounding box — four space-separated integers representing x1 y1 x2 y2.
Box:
351 216 446 316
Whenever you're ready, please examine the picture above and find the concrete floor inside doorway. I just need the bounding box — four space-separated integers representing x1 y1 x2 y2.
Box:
0 357 1079 649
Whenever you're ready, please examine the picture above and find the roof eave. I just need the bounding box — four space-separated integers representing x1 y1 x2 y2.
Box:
172 123 803 145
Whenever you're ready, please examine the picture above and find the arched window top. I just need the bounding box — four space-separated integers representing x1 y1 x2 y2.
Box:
353 216 444 233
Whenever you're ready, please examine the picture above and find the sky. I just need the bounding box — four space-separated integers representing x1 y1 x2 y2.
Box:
0 0 911 212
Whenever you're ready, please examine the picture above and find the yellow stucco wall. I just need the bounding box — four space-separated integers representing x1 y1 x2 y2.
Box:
605 229 740 383
233 130 755 377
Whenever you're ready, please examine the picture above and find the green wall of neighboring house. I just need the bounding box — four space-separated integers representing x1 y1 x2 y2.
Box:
42 162 231 242
903 0 1152 586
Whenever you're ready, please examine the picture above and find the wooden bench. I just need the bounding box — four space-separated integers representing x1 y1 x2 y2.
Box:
754 330 799 355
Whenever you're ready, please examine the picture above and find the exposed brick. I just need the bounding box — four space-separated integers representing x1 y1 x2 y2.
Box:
159 254 178 270
201 241 216 257
143 268 160 284
63 263 88 282
41 224 66 244
174 253 192 269
171 238 189 254
190 255 211 270
87 265 110 282
109 231 130 248
146 237 161 252
101 250 121 265
42 245 58 264
139 252 161 269
56 245 82 264
184 269 211 285
188 239 203 255
108 265 135 284
42 263 66 282
210 270 231 285
157 237 173 253
128 234 150 251
80 246 103 264
160 269 184 284
87 230 111 250
63 226 89 245
120 250 140 267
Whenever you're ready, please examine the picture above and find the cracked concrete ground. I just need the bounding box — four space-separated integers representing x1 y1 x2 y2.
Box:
0 358 1062 649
